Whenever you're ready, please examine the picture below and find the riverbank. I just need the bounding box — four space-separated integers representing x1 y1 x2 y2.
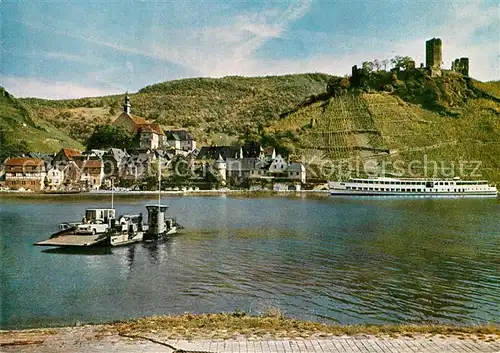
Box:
1 314 498 352
0 189 331 200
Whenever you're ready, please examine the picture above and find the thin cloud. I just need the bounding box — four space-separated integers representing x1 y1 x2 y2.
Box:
2 76 123 99
19 19 197 74
45 52 99 65
31 0 311 77
282 0 312 22
189 0 313 76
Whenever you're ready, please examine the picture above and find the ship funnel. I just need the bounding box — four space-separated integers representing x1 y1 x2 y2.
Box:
145 205 168 239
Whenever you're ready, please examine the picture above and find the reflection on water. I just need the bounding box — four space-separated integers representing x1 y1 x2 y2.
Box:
0 196 499 329
42 247 112 256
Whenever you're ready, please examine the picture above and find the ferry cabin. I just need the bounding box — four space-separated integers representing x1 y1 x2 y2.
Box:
84 209 116 223
329 178 497 196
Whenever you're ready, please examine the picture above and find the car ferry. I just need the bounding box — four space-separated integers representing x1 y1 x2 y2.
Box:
35 205 179 247
329 177 497 197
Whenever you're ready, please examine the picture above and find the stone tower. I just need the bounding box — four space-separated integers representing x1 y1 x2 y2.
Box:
452 57 469 76
426 38 442 76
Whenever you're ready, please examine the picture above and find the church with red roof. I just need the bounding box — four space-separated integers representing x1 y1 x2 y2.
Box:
113 94 165 149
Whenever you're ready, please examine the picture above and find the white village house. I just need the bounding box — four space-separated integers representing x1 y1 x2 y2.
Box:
45 166 65 190
165 130 196 152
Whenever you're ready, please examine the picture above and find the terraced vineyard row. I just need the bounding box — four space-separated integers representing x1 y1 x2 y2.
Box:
272 88 499 183
365 93 500 181
301 95 383 161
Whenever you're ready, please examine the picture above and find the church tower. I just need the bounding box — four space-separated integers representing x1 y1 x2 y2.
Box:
123 92 131 114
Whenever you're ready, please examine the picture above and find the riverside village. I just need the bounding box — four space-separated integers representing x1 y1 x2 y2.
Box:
1 37 495 196
0 93 308 193
0 93 310 193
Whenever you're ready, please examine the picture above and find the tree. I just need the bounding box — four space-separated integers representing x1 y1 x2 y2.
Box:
86 125 132 150
391 56 415 71
327 77 350 97
381 59 390 71
362 61 374 73
0 126 5 152
373 59 382 71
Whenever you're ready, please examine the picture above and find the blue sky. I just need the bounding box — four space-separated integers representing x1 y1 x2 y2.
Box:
1 0 499 99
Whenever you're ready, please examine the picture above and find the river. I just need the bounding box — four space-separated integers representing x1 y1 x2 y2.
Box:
1 195 499 329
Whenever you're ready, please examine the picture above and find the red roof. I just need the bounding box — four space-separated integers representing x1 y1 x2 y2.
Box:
138 124 156 133
139 123 164 135
115 112 165 136
62 148 82 159
129 114 148 125
81 160 103 168
150 123 165 135
6 158 44 166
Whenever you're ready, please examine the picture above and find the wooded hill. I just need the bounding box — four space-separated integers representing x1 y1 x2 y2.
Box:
17 74 332 146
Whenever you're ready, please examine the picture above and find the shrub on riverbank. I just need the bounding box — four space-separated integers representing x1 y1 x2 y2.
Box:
108 313 500 340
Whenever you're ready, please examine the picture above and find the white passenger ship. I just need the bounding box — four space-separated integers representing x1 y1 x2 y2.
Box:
329 177 498 197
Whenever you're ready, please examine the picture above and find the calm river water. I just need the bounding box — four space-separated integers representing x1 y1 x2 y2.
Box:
1 195 499 329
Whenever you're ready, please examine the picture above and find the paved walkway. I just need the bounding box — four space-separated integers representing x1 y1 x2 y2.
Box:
2 335 499 353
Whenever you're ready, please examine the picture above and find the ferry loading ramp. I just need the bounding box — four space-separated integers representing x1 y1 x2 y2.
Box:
34 234 106 247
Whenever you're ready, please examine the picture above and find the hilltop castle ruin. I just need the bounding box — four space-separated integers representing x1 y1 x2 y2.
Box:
347 38 472 91
425 38 442 76
426 37 469 77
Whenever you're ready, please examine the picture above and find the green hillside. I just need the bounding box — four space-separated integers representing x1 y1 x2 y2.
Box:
20 74 332 145
472 80 500 100
266 74 500 183
0 88 83 158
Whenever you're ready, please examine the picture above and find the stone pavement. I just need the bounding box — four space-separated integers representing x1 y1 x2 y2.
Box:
2 335 499 353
